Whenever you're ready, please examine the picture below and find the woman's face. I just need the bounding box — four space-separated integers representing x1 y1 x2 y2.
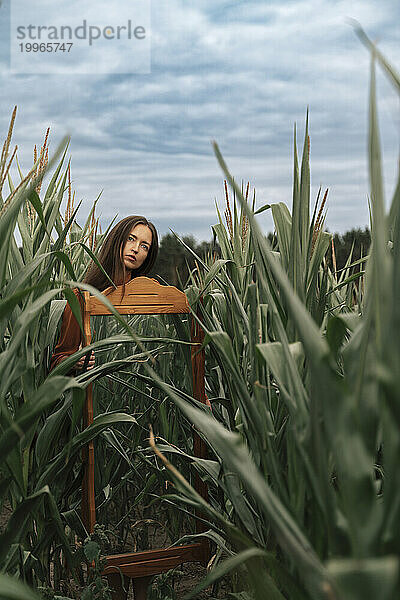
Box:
121 223 153 272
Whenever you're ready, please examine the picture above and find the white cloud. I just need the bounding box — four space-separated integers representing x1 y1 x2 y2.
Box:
0 0 399 242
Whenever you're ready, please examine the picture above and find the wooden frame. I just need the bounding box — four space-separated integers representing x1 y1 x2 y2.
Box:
81 277 209 599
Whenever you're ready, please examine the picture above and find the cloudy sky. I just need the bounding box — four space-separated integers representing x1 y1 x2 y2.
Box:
0 0 399 241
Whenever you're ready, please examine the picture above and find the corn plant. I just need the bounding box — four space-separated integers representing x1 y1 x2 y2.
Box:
2 24 398 600
146 30 400 600
0 116 138 593
0 110 208 598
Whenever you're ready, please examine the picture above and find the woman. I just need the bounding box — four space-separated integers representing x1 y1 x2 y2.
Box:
50 215 159 373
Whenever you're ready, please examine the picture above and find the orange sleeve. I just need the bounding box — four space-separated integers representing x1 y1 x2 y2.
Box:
49 289 83 372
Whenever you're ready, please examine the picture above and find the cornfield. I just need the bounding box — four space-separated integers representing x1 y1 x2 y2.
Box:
0 28 399 600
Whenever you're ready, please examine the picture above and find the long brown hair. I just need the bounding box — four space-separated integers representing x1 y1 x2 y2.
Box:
84 215 158 292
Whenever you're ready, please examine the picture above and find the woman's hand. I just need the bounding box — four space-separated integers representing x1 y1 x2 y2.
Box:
74 350 95 372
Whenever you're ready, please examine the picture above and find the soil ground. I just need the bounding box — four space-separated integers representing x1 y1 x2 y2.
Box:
1 503 231 599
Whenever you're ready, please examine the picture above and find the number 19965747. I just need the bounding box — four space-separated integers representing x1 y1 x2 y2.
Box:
19 43 73 52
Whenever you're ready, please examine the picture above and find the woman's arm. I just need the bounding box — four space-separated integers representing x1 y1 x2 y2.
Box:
49 290 95 373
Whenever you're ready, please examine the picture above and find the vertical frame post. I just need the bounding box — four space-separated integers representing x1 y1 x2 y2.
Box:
190 303 210 565
82 292 96 533
190 307 208 485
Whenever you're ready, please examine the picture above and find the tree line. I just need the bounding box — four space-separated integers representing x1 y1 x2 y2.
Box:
151 228 371 287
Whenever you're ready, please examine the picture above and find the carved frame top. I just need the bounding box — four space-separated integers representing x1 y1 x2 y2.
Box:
87 276 191 316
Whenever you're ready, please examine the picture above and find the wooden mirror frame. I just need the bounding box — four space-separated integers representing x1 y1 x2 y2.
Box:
80 277 209 599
